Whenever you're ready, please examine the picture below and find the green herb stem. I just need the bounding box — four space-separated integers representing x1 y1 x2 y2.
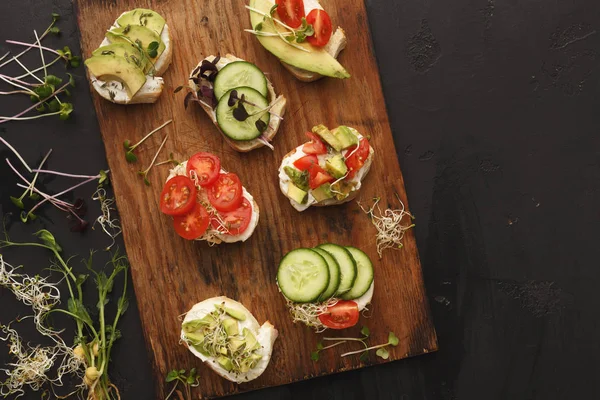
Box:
0 81 69 125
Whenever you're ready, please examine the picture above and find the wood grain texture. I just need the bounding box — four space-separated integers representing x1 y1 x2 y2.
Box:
74 0 438 398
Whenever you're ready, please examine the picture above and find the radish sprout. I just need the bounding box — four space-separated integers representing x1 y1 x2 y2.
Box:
138 134 169 185
123 119 173 163
91 187 122 251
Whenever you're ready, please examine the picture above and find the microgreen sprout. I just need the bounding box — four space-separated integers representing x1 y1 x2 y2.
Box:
357 194 415 258
310 340 347 362
123 119 173 163
227 89 284 132
245 5 313 52
138 134 169 186
285 298 339 333
146 41 159 58
165 368 199 400
155 152 181 167
92 186 122 252
334 331 400 359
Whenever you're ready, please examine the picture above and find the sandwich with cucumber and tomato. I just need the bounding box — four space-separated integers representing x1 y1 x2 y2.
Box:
277 244 374 331
159 152 259 243
279 124 373 211
247 0 350 81
181 296 278 383
183 54 286 152
84 8 173 104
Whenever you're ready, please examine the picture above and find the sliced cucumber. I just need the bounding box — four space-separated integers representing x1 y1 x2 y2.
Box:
341 247 374 300
213 61 268 100
215 87 270 141
313 247 341 301
317 244 357 296
277 248 329 303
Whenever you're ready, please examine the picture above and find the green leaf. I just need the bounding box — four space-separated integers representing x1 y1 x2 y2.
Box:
186 375 195 384
36 103 46 112
76 274 88 287
70 56 81 68
47 99 60 112
51 12 60 21
269 4 278 16
173 86 184 94
388 332 399 346
144 177 151 186
310 351 320 361
119 297 129 314
29 193 40 201
10 196 24 209
255 22 263 31
99 170 109 185
125 151 137 163
59 102 73 120
316 342 323 350
178 369 185 375
375 347 389 360
49 26 60 35
45 75 62 86
123 140 132 150
361 326 370 337
189 368 197 378
20 211 33 222
359 351 370 363
34 230 62 252
67 73 76 87
166 370 179 382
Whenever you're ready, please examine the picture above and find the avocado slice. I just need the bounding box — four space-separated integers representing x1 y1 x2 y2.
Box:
92 43 149 73
333 126 359 150
243 328 258 350
283 166 309 191
117 8 166 36
84 55 147 97
106 25 165 61
184 332 205 346
229 338 246 353
192 343 210 356
248 0 349 79
224 306 246 321
287 184 308 204
312 183 334 202
325 155 348 178
217 355 234 371
222 318 239 336
312 125 344 151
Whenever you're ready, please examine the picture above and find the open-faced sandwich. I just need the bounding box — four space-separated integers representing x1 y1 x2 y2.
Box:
247 0 350 81
181 296 278 383
84 8 173 104
277 244 374 331
183 54 286 152
160 152 259 243
279 125 373 211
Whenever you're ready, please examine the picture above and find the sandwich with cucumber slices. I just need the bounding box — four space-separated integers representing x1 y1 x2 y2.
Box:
181 296 278 383
279 125 374 211
184 54 286 152
247 0 349 82
84 8 173 104
277 244 374 331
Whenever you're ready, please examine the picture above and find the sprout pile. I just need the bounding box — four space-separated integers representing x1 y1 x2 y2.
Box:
285 298 339 333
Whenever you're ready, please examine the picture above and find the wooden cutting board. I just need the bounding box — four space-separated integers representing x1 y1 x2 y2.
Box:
74 0 438 398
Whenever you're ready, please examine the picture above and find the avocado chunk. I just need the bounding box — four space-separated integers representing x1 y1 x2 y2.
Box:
287 184 308 204
243 328 258 350
84 55 147 96
117 8 166 36
92 43 149 73
312 124 344 151
224 306 247 321
325 155 348 179
312 183 334 202
229 338 246 353
184 332 205 346
217 355 234 372
248 0 350 79
222 318 239 336
192 343 209 356
284 166 309 191
333 126 359 150
106 25 165 61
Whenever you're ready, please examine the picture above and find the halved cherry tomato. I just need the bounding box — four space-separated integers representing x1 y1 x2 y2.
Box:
159 176 197 216
186 152 221 187
345 138 370 179
211 198 253 236
308 164 334 189
302 132 327 155
306 9 333 47
293 154 319 171
173 202 210 240
207 172 243 212
275 0 305 29
318 300 359 329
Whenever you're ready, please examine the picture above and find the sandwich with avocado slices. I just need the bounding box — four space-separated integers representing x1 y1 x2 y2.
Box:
277 244 374 331
279 125 374 211
246 0 349 82
182 54 286 152
84 8 173 104
181 296 278 383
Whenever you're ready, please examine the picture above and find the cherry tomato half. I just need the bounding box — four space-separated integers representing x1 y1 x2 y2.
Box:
275 0 306 29
173 202 210 240
211 198 253 236
293 154 319 171
308 164 334 189
302 132 328 155
345 138 370 179
186 152 221 187
207 172 244 212
318 300 360 329
159 176 197 216
306 9 333 47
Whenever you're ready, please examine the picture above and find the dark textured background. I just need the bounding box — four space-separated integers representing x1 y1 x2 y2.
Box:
1 0 599 399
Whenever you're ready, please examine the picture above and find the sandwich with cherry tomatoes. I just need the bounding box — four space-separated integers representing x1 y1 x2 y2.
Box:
247 0 350 82
160 152 259 243
278 124 374 211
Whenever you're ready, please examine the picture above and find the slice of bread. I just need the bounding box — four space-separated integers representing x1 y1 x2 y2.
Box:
189 54 287 152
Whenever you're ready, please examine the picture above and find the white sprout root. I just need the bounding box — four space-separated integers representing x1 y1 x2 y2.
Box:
357 195 415 258
0 256 83 397
285 298 340 333
92 187 122 251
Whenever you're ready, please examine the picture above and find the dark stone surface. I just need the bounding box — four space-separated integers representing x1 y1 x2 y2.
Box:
1 0 599 399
